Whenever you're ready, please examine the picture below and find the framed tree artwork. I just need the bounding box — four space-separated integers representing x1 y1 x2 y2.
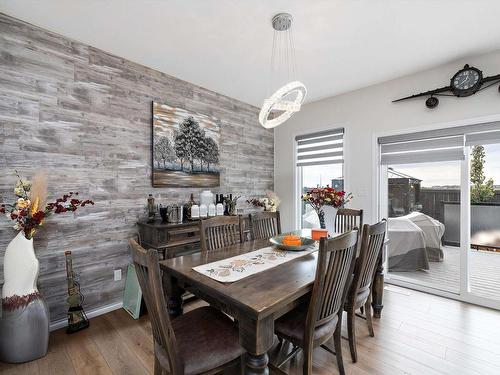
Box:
152 102 221 187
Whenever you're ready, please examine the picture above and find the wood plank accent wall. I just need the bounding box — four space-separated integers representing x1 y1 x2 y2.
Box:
0 13 274 323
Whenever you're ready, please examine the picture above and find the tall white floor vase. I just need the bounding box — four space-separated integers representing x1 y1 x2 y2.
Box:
0 231 49 363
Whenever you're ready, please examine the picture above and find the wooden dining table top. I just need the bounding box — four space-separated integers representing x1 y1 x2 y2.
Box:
160 237 321 320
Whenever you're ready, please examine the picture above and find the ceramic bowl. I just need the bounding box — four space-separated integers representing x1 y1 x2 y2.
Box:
269 235 316 251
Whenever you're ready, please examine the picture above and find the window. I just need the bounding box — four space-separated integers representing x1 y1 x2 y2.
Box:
296 128 344 229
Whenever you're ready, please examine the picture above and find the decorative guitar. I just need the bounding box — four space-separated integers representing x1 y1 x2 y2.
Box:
65 250 90 334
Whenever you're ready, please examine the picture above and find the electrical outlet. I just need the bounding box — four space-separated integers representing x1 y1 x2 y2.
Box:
114 269 122 281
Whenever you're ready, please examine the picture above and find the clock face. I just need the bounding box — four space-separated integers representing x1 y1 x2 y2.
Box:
451 66 482 97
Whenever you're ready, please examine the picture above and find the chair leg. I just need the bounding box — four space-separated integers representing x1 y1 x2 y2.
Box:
347 307 358 363
334 312 346 375
277 344 301 368
302 346 313 375
154 356 162 375
365 297 375 337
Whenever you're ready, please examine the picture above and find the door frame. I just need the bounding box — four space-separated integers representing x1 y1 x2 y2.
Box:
373 113 500 311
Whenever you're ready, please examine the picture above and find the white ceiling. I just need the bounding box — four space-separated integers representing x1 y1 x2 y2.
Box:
2 0 500 107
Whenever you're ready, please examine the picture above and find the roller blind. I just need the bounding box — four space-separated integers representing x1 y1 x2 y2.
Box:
379 120 500 165
378 121 500 144
380 136 465 165
465 130 500 146
296 128 344 167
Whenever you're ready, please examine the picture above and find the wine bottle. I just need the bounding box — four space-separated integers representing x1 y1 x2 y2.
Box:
215 193 223 216
185 193 195 220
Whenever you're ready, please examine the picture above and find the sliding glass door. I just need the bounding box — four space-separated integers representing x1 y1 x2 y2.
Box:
379 135 465 294
384 161 462 294
378 122 500 310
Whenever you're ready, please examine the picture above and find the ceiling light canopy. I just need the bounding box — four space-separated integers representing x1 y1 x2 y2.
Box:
259 13 306 129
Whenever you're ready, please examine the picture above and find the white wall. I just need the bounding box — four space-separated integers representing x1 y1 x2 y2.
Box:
275 50 500 231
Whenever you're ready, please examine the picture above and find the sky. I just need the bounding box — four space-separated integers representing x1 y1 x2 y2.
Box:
391 144 500 188
302 164 343 189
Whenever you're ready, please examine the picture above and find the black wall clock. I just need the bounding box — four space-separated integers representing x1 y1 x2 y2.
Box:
393 64 500 108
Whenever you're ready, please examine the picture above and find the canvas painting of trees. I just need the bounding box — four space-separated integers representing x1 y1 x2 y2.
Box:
152 101 220 187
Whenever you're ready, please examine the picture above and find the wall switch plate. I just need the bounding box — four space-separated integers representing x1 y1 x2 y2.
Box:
114 269 122 281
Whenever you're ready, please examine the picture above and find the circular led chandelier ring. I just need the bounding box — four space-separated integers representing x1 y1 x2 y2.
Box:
259 13 306 129
259 81 307 129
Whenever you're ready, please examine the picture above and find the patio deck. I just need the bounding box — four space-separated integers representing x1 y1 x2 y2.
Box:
389 246 500 300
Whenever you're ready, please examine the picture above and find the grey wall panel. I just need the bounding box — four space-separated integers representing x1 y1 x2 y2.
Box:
0 13 274 323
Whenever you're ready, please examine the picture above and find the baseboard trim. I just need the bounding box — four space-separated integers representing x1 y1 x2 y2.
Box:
49 301 123 331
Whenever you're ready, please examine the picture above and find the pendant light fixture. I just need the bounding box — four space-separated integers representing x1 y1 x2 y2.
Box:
259 13 306 129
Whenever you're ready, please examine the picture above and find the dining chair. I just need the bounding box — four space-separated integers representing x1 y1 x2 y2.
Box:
344 220 387 363
199 216 243 252
272 230 359 375
249 211 281 240
239 214 252 242
129 239 244 375
334 208 363 234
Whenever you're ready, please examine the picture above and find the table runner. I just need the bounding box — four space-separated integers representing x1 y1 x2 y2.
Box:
193 245 318 283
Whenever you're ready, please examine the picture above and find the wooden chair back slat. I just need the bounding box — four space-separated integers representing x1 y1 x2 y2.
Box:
249 211 281 240
129 239 183 375
200 216 243 252
306 230 358 334
352 220 387 296
335 208 363 234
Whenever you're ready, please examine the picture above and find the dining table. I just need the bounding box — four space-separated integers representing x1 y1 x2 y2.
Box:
159 230 385 374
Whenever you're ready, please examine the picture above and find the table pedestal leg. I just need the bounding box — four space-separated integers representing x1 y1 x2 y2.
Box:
372 253 384 319
244 353 269 375
167 295 183 317
239 316 274 375
163 275 184 318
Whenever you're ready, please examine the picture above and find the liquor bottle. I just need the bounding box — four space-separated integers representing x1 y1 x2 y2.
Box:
216 194 224 216
223 194 228 215
185 193 195 220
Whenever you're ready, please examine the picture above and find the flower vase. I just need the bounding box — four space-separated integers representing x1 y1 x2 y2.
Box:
228 205 237 216
318 206 338 232
0 231 49 363
317 209 326 229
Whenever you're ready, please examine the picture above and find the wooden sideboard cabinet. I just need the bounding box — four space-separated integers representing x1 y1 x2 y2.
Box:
137 216 251 259
137 220 201 259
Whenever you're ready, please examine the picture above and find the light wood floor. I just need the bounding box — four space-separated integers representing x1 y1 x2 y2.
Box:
2 285 500 375
390 247 500 300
